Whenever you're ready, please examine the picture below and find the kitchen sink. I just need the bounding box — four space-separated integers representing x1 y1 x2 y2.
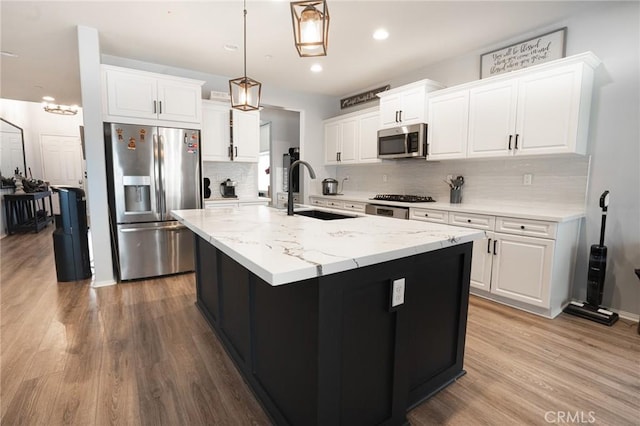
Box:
295 209 358 220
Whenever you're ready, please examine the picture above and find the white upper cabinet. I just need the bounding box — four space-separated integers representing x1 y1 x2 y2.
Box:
377 79 445 129
201 100 259 163
427 90 470 160
324 117 358 165
467 80 518 158
426 52 600 160
357 110 381 163
324 107 379 165
233 109 260 162
102 65 203 126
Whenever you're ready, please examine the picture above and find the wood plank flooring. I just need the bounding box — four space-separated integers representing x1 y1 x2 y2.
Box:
2 227 639 425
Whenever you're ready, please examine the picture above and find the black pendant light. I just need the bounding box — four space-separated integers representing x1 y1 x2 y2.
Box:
229 0 262 111
290 0 329 57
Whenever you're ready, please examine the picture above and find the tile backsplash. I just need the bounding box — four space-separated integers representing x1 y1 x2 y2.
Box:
202 161 258 198
336 156 590 207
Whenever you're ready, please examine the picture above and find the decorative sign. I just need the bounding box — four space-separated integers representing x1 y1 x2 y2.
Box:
480 28 566 78
340 85 390 109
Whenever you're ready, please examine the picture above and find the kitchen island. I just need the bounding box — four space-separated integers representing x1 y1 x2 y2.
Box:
172 205 483 425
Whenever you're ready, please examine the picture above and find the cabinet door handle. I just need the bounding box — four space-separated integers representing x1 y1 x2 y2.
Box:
159 101 162 114
493 240 498 255
508 134 512 150
395 111 399 122
487 238 492 253
153 100 157 114
338 152 342 161
515 134 519 149
228 145 233 160
235 146 238 158
399 110 403 122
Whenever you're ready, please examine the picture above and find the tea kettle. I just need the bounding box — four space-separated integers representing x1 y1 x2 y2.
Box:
322 178 339 195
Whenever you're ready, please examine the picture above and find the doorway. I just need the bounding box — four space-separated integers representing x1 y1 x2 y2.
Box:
40 134 84 214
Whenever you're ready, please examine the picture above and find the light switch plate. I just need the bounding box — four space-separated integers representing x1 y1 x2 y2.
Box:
390 278 405 310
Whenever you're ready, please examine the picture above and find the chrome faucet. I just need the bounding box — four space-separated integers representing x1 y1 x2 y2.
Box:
288 160 316 216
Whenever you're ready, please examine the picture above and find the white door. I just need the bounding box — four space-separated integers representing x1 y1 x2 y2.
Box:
324 121 340 165
490 233 554 308
399 87 425 124
467 80 518 158
427 90 469 160
357 111 381 163
233 110 260 162
201 101 231 162
40 134 84 214
338 118 358 163
470 232 494 291
515 65 582 155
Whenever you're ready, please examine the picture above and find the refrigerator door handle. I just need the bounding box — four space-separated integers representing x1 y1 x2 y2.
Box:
159 133 167 219
153 133 162 215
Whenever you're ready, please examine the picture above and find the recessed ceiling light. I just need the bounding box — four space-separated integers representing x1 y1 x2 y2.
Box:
224 44 239 52
42 96 55 102
0 51 19 58
373 28 389 41
310 64 323 73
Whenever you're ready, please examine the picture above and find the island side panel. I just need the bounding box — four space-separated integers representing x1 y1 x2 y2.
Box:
218 252 251 364
252 277 320 425
406 242 472 408
195 237 220 324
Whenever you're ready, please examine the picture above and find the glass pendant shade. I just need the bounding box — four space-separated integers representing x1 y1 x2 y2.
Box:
291 0 329 57
229 1 262 111
229 76 262 111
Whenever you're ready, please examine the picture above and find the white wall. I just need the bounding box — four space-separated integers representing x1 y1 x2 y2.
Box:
334 2 640 315
0 98 84 180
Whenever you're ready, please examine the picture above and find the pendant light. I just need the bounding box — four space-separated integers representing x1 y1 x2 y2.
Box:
290 0 329 57
229 0 262 111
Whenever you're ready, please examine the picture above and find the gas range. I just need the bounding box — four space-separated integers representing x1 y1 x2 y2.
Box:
371 194 436 203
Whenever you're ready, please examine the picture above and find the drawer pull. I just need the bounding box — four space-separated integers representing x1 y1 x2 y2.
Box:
520 225 525 230
467 219 472 223
424 213 429 217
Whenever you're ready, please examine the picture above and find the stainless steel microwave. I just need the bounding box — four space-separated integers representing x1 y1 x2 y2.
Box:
377 123 427 159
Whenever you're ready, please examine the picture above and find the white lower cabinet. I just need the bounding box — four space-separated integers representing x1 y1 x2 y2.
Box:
308 196 365 213
412 208 579 318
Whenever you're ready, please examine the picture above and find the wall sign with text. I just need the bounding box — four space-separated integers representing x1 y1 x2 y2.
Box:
340 85 390 109
480 28 567 78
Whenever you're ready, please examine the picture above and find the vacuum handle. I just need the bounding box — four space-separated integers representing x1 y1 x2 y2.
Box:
599 190 610 246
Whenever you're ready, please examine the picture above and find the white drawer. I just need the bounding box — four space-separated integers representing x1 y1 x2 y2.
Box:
343 201 366 212
496 217 557 239
326 200 344 209
309 197 327 207
410 208 449 224
449 212 495 230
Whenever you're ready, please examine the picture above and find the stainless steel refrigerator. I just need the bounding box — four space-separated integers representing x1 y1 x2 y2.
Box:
104 123 201 281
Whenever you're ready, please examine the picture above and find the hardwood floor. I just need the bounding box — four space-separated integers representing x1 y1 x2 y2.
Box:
2 227 639 425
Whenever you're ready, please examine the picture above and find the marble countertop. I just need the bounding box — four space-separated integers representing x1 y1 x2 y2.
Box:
310 193 584 222
172 205 483 286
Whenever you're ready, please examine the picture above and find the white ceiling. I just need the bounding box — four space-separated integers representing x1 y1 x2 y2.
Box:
1 1 604 107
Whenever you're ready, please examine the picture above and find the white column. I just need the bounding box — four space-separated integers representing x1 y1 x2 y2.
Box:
77 25 116 286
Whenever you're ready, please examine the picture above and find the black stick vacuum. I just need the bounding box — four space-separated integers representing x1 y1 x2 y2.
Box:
564 190 619 326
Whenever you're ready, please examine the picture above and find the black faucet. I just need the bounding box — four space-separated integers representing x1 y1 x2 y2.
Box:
288 160 316 216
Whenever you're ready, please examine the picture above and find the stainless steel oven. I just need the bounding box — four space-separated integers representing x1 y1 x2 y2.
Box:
365 204 409 219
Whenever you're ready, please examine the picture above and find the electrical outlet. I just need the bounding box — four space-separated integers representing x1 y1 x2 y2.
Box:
382 174 388 182
523 173 533 185
344 175 350 181
391 278 405 307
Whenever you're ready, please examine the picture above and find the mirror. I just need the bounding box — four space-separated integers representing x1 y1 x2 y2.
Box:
0 118 27 188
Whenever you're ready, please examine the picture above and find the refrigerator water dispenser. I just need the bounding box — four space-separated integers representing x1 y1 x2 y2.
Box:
123 175 152 214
